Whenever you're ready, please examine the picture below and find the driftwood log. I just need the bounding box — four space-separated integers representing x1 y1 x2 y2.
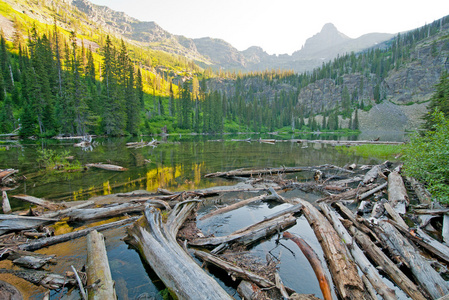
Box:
204 166 305 178
298 199 367 300
66 202 144 221
86 230 117 299
388 171 409 213
85 163 127 171
19 216 139 251
0 215 58 235
0 268 76 289
283 231 332 300
0 280 22 300
7 250 56 269
126 202 233 299
12 194 65 210
378 221 449 299
200 194 268 220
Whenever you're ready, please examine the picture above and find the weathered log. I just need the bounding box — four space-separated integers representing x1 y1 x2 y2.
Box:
443 215 449 244
86 230 117 300
413 208 449 215
0 268 76 289
298 199 366 300
363 165 381 184
358 182 387 201
237 280 263 300
0 280 22 300
320 203 397 300
7 250 56 269
0 215 58 235
71 265 87 300
19 216 139 251
85 163 127 171
204 166 306 178
347 224 428 300
190 204 302 247
194 250 275 288
12 194 64 211
274 272 290 299
406 177 432 205
0 169 18 183
2 190 11 213
283 231 332 300
126 202 232 299
66 202 144 221
388 171 409 212
383 202 408 228
378 220 449 299
39 200 94 219
317 183 377 202
200 194 268 220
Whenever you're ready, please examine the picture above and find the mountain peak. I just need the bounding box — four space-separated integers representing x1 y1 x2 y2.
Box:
321 23 338 33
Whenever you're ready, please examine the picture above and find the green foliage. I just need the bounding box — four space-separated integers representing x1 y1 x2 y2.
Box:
337 144 404 160
403 111 449 202
37 149 82 171
423 72 449 130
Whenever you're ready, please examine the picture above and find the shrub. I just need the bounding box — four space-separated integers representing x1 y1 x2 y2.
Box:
403 110 449 202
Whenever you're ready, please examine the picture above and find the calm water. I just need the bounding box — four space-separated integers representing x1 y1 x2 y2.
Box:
0 135 401 299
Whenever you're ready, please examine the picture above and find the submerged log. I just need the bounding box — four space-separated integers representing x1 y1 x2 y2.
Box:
283 231 332 300
85 163 127 172
378 221 449 299
0 280 22 300
320 203 397 300
0 215 58 235
298 199 366 300
66 202 144 221
12 194 64 211
0 268 76 289
0 169 18 183
126 202 232 299
86 230 117 300
19 216 139 251
190 204 302 247
204 166 305 178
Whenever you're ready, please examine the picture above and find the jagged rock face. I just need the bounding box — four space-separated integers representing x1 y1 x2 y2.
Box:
298 23 351 57
193 37 246 68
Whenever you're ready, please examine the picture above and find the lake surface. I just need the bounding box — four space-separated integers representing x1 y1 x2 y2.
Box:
0 134 402 299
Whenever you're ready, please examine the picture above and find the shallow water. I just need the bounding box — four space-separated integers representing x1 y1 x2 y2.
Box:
0 134 401 299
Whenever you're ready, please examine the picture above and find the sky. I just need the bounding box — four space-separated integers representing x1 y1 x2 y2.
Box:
89 0 449 55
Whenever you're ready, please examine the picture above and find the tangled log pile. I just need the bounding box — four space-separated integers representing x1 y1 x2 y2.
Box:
0 161 448 299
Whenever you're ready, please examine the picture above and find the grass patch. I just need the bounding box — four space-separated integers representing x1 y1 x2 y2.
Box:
336 144 405 160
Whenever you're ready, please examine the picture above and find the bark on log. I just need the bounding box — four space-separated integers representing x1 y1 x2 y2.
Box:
86 230 117 300
378 221 449 299
298 199 366 300
283 231 332 300
347 224 428 300
204 166 306 178
190 204 302 247
19 216 139 251
194 250 275 288
319 203 397 300
0 215 58 235
0 268 76 289
85 163 127 171
126 202 233 300
200 194 268 220
66 202 144 221
2 190 11 214
388 171 409 211
12 194 64 210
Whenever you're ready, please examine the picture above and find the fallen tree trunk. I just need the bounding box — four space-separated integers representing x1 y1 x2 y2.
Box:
383 202 408 229
378 221 449 299
39 201 94 219
194 250 275 288
317 184 377 202
7 250 56 269
406 177 432 205
200 194 268 220
66 202 144 221
190 204 302 247
0 215 58 235
357 182 387 201
85 163 127 171
12 194 64 211
126 202 232 299
347 224 427 300
204 166 306 178
320 203 397 300
0 268 76 289
0 280 22 300
388 171 409 212
298 199 366 300
86 230 117 299
283 231 332 300
19 216 139 251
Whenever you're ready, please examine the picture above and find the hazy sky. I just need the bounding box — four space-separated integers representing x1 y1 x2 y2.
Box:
89 0 449 55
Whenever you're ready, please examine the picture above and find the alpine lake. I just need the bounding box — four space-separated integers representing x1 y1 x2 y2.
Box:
0 132 407 299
